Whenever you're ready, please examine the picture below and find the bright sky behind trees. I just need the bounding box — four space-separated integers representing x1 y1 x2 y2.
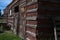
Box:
0 0 12 14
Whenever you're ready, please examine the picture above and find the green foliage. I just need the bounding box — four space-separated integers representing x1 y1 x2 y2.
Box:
0 10 1 17
0 33 23 40
0 25 3 31
0 19 3 23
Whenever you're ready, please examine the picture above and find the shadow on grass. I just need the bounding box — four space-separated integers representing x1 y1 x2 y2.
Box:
0 32 23 40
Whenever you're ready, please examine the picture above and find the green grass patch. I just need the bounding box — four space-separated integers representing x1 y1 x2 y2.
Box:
0 33 23 40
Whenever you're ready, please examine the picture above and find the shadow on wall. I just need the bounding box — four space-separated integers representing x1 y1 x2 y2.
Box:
0 23 9 33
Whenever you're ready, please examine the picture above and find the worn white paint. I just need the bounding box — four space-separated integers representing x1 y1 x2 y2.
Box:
26 38 30 40
26 16 37 20
26 31 36 37
10 10 12 15
27 24 37 27
54 27 57 40
27 0 37 6
8 20 13 22
20 2 26 7
27 8 37 12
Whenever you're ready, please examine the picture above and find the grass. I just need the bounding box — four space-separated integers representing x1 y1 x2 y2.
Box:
0 19 3 23
0 33 23 40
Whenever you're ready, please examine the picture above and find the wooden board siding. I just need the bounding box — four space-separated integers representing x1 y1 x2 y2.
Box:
26 3 38 10
37 0 55 40
26 0 38 40
26 12 37 17
5 0 56 40
19 0 26 39
38 1 60 16
27 21 37 25
26 33 36 40
26 27 36 33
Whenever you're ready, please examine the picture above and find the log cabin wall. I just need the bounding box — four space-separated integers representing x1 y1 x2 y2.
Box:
4 0 60 40
6 0 20 34
37 0 60 40
19 0 26 39
26 0 38 40
4 8 9 24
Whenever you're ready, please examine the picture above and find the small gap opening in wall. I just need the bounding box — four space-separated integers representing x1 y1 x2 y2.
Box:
14 6 19 13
